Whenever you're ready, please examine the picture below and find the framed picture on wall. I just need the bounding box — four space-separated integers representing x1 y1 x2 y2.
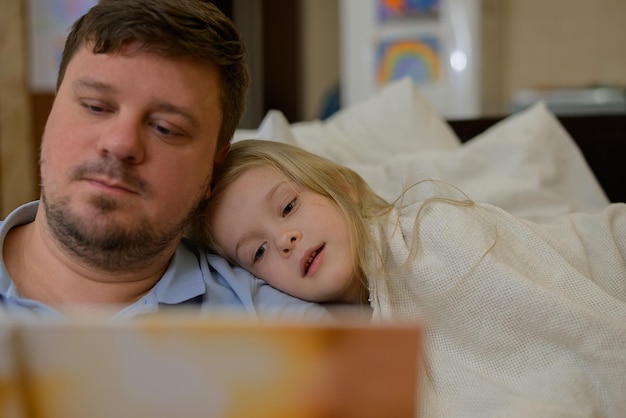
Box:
375 35 442 86
377 0 441 22
27 0 97 92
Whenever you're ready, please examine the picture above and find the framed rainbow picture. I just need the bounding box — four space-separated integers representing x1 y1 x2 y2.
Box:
377 0 440 22
375 36 442 86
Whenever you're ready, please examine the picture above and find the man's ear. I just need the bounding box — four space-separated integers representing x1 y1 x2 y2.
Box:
204 143 231 199
215 143 230 165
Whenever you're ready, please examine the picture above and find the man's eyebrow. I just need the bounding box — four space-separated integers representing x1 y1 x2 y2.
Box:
153 102 200 129
73 77 200 128
74 77 116 94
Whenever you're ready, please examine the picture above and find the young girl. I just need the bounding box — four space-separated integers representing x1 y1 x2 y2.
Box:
189 139 626 417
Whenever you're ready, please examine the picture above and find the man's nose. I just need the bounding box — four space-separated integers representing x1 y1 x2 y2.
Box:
97 115 146 164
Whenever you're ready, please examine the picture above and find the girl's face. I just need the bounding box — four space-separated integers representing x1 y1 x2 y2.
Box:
209 165 362 303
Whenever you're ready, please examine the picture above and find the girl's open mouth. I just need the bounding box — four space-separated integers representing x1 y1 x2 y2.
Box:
304 245 325 275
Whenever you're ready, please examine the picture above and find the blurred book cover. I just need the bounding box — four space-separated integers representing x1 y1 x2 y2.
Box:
0 313 421 418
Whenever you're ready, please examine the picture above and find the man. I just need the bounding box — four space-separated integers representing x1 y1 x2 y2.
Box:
0 0 327 320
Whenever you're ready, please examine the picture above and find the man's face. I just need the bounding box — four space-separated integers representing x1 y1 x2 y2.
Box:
39 45 223 271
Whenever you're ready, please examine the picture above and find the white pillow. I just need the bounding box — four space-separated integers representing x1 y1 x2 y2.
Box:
346 102 609 222
459 102 609 216
234 77 461 164
290 78 460 165
233 110 297 144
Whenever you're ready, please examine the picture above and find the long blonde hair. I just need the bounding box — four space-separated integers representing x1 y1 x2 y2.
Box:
187 139 393 295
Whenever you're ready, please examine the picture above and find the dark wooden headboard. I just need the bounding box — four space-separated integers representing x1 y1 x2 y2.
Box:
448 114 626 203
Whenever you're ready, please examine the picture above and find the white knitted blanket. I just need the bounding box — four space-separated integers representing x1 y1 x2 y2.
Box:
368 201 626 417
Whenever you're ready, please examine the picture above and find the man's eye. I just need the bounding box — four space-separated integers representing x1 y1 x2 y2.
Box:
155 125 173 135
150 121 185 138
282 198 296 216
254 243 267 262
88 104 104 113
81 102 106 113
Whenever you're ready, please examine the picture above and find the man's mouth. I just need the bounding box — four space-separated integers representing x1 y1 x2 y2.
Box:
87 177 136 194
72 163 149 196
304 245 324 275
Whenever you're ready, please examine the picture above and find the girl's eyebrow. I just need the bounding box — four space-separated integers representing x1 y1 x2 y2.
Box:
264 180 286 205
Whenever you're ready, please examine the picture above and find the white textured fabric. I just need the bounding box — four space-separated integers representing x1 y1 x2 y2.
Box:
367 201 626 417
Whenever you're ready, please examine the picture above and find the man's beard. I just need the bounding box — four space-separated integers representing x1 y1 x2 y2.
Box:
41 162 208 273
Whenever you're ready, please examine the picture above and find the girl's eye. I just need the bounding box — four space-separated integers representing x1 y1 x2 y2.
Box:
253 243 267 262
282 198 296 216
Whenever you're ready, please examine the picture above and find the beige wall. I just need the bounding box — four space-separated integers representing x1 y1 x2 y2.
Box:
501 0 626 110
301 0 626 117
300 0 340 121
0 0 37 219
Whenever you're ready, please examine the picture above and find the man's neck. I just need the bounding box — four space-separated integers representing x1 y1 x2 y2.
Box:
4 218 173 310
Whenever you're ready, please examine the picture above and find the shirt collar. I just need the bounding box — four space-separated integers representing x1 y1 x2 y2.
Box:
152 239 206 305
0 201 39 294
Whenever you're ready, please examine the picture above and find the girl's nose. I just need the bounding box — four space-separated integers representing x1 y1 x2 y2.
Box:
277 229 302 257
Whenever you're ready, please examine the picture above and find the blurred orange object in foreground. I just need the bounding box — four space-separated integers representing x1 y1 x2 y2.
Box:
1 314 422 418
